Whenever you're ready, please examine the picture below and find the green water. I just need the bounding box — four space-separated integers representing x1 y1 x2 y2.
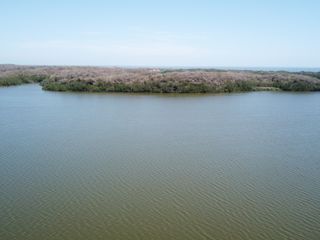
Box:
1 84 320 240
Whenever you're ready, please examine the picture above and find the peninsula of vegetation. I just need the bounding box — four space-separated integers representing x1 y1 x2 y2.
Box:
1 64 320 93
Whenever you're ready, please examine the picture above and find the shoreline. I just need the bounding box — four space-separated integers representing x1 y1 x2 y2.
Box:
1 65 320 93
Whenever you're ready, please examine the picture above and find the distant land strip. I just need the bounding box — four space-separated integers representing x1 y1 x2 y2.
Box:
1 65 320 93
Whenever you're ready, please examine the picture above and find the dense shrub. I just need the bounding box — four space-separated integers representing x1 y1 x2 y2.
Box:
2 65 320 93
0 74 46 86
272 80 320 91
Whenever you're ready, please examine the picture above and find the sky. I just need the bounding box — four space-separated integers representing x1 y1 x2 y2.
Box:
1 0 320 67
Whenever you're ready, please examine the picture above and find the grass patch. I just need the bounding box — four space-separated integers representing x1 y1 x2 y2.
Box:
0 74 46 87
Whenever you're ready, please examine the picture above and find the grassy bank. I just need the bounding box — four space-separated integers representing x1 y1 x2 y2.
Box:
0 74 46 87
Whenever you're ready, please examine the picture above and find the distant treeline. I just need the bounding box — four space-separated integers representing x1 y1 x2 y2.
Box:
298 72 320 80
1 65 320 93
41 79 256 93
40 79 320 93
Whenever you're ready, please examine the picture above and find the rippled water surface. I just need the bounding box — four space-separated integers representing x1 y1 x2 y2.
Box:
1 84 320 240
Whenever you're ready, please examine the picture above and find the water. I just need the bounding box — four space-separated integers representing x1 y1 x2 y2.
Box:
1 84 320 240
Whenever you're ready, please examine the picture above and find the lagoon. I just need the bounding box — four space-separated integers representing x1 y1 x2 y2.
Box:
1 84 320 239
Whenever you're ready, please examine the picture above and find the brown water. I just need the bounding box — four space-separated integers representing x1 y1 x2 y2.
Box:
1 84 320 240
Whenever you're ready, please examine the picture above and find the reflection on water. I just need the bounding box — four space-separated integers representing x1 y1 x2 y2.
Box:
1 84 320 240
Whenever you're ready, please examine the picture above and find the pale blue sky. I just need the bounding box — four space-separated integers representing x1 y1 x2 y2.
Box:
1 0 320 67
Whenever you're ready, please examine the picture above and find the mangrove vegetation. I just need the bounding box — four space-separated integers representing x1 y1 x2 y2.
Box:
1 65 320 93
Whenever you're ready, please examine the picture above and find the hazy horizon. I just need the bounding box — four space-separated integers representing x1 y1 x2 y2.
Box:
2 64 320 72
2 1 320 67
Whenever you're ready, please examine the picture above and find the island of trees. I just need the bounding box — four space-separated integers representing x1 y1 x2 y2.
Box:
1 64 320 93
